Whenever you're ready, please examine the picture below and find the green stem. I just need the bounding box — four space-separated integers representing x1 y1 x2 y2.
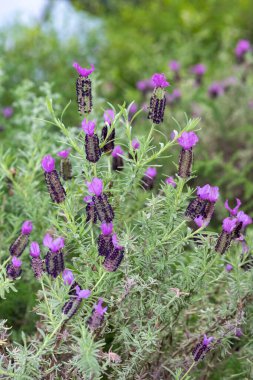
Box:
92 271 107 292
180 361 195 380
35 318 65 359
40 278 53 322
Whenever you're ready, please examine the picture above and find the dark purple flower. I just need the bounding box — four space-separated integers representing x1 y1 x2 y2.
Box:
101 222 114 236
178 131 199 150
235 40 250 59
192 334 213 362
208 82 224 98
88 298 107 331
192 64 206 76
21 220 33 235
62 269 75 285
129 103 137 114
152 73 170 88
12 257 22 268
132 138 140 150
165 176 176 188
145 167 157 178
57 149 71 159
41 155 55 173
30 242 40 258
73 62 95 77
225 198 241 216
82 119 96 136
6 257 22 280
112 145 124 158
222 217 238 233
2 107 13 118
235 328 243 337
236 211 252 228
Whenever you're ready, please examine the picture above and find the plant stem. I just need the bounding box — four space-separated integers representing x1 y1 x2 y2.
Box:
35 318 65 359
180 361 195 380
92 271 107 292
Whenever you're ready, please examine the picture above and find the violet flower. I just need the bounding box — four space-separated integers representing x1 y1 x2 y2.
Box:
41 155 55 173
197 185 219 203
112 145 124 171
148 73 169 124
225 198 241 216
141 167 157 190
236 211 252 228
30 242 40 257
21 220 33 235
169 60 180 72
86 178 114 223
192 334 213 361
73 62 95 77
225 264 233 272
88 298 107 331
58 149 72 181
104 109 115 125
101 110 116 154
132 138 140 150
2 107 13 118
6 257 22 280
165 177 176 188
98 223 114 257
57 149 71 159
86 178 103 196
42 155 66 203
9 220 33 257
178 132 199 178
192 64 206 86
103 233 124 272
62 269 75 286
62 286 91 320
30 242 44 279
186 184 219 223
178 132 199 150
45 234 65 278
235 39 251 63
82 119 101 163
73 62 94 114
215 217 237 254
208 82 224 98
194 215 209 228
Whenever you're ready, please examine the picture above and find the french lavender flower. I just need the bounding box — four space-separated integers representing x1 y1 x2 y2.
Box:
57 149 72 181
225 198 241 217
83 196 97 224
82 119 101 163
192 335 213 361
177 131 199 178
192 63 206 86
62 285 91 320
44 234 65 278
186 184 219 224
112 145 124 171
30 241 44 279
233 211 252 238
165 177 176 188
148 73 169 124
194 215 209 228
9 220 33 257
136 78 155 93
98 222 114 257
73 62 94 114
235 39 251 63
103 233 124 272
141 167 157 190
86 178 114 223
101 109 116 154
41 155 66 203
6 257 22 280
62 269 75 285
225 263 233 272
169 60 181 81
88 298 107 331
215 217 238 254
129 138 140 160
208 82 224 99
2 107 13 118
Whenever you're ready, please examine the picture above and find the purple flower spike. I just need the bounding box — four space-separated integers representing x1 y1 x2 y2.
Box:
222 217 237 233
21 220 33 235
208 82 224 98
62 269 74 285
104 109 115 125
12 256 22 268
236 211 252 228
145 167 157 178
86 177 103 196
192 64 206 76
202 335 214 346
235 39 250 58
94 298 107 315
225 264 233 272
75 286 91 299
132 138 140 150
30 242 40 258
112 145 124 158
43 233 53 248
169 60 180 72
50 237 65 253
57 149 71 159
152 73 170 88
101 222 114 236
41 155 55 173
2 107 13 118
197 184 219 202
73 62 95 77
165 177 176 188
224 198 241 217
81 119 96 136
235 328 243 337
178 131 199 150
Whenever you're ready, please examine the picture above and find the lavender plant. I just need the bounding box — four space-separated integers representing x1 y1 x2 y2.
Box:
0 64 252 380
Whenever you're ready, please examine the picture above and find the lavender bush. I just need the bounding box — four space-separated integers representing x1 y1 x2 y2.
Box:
0 63 253 380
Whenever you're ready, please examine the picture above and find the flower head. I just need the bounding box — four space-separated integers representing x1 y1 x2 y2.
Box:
197 184 219 202
225 263 233 272
202 335 214 346
81 119 96 136
21 220 33 235
165 176 176 188
43 233 53 248
170 130 178 140
178 131 199 150
2 107 13 118
192 64 206 76
194 215 209 228
30 242 40 258
112 145 124 158
222 217 237 233
62 269 74 285
57 149 71 159
83 195 93 204
112 233 123 249
12 256 22 268
101 222 114 236
208 82 224 98
145 167 157 178
132 138 140 150
236 211 252 228
169 60 180 72
94 298 107 315
75 286 91 299
235 328 243 337
152 73 170 88
41 155 55 173
86 177 103 196
235 39 250 58
50 237 65 253
225 198 241 217
73 62 95 77
104 109 115 125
